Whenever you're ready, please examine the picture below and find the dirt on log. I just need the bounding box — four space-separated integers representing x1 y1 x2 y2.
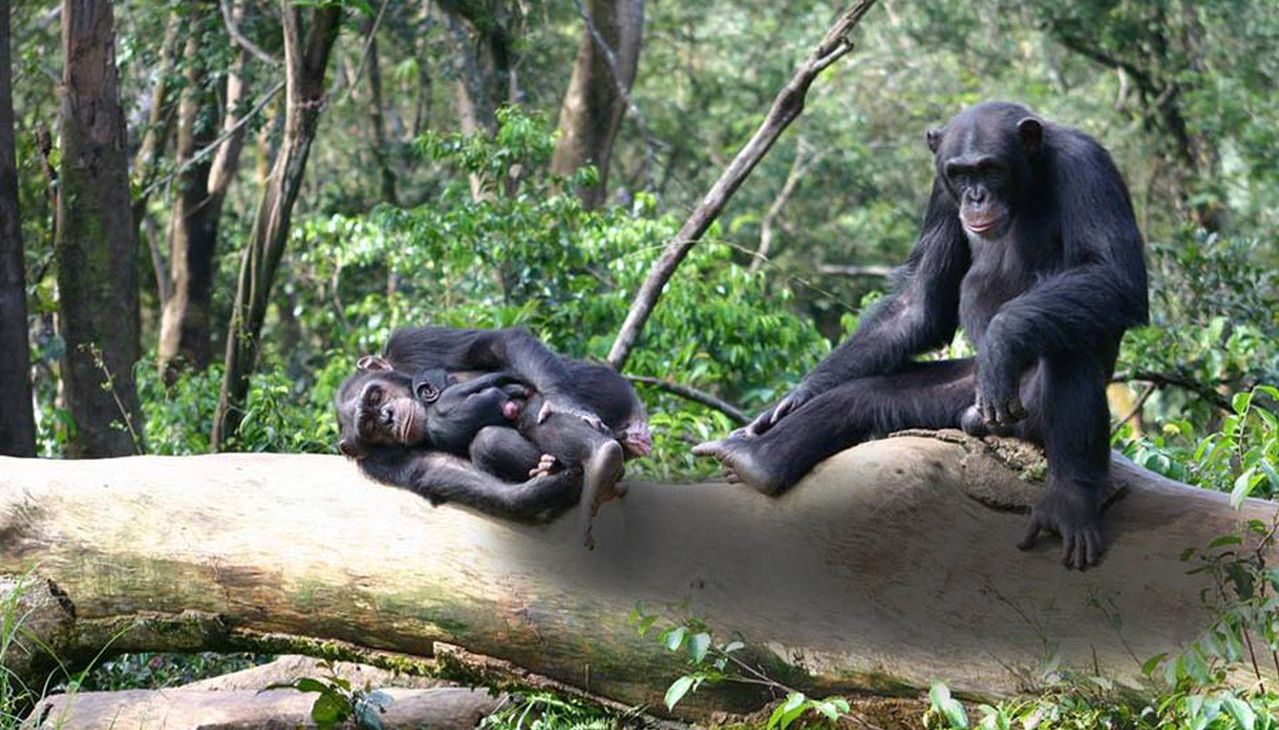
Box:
1 432 1274 718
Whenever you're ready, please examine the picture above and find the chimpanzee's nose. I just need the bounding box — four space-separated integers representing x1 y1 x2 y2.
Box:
970 188 987 204
380 406 394 425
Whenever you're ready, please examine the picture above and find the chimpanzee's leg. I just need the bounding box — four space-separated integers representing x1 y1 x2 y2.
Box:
518 403 625 548
359 449 581 521
1016 351 1113 569
470 426 543 482
693 359 976 494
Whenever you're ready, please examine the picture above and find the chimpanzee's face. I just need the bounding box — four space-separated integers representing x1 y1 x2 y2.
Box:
927 110 1041 241
336 357 428 457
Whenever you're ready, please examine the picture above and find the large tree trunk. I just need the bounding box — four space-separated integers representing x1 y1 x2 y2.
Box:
2 433 1273 720
0 0 36 457
550 0 644 209
156 9 218 378
211 3 341 450
55 0 144 457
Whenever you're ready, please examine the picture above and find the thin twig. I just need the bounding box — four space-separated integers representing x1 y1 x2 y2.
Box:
816 263 893 277
1111 382 1156 435
141 80 285 199
219 0 278 66
1111 370 1233 412
626 375 748 425
336 0 390 105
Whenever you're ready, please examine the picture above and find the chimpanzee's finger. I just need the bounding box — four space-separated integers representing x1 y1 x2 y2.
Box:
1007 397 1027 421
1017 514 1042 550
1084 528 1102 567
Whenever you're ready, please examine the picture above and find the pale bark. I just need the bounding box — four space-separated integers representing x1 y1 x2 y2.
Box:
3 433 1274 719
550 0 644 209
55 0 144 457
607 0 877 370
0 0 36 456
211 4 341 449
157 9 218 377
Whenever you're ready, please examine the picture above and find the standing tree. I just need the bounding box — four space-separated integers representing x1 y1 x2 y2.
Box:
55 0 144 457
158 5 220 377
550 0 645 208
0 0 35 457
211 2 342 450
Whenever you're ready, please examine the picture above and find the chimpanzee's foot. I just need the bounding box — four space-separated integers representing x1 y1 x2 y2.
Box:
529 453 559 478
691 437 786 495
579 440 625 550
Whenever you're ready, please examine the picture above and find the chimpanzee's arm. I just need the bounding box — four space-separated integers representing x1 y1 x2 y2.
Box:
358 447 581 521
386 327 576 403
976 145 1148 425
749 181 969 432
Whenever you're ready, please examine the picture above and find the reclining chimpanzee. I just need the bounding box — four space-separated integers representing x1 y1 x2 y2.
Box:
694 102 1148 570
336 326 651 538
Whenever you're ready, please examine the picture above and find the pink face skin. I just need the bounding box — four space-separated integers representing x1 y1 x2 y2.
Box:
618 420 653 458
356 379 429 446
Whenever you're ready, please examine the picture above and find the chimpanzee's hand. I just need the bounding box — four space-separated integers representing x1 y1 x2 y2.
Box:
537 395 606 432
739 382 816 437
1019 486 1104 569
975 360 1026 428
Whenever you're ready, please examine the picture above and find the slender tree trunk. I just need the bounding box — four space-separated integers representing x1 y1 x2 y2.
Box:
362 17 398 205
550 0 644 209
211 3 341 450
0 0 36 457
158 7 219 379
56 0 144 457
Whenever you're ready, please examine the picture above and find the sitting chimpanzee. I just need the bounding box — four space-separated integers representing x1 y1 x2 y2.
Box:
694 102 1148 570
336 326 651 536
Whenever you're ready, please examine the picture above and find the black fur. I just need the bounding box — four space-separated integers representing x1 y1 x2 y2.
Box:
699 102 1148 569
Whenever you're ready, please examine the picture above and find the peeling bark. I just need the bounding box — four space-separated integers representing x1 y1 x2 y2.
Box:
3 433 1274 719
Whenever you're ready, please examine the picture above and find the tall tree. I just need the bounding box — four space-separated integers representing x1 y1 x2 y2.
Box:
157 4 219 377
0 0 35 457
56 0 144 457
550 0 645 209
211 2 341 450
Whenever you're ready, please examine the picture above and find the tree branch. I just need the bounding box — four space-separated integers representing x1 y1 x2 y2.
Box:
817 263 892 277
1112 370 1232 412
606 0 879 370
219 0 279 67
625 375 748 425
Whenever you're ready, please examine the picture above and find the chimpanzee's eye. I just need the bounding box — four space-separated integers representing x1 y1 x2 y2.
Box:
366 386 383 406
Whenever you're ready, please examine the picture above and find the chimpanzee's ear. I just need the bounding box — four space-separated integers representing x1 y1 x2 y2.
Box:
926 128 943 154
356 355 392 371
338 439 364 459
1017 117 1043 153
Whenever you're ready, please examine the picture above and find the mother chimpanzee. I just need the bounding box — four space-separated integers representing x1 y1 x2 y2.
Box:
694 102 1148 570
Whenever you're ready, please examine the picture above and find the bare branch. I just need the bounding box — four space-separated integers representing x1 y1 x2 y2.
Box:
626 375 748 425
606 0 879 370
219 0 278 67
1111 370 1232 412
750 137 822 274
817 263 892 278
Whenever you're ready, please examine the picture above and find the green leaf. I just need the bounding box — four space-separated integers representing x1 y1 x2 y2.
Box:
1141 652 1168 677
664 675 695 711
1209 534 1243 549
311 691 350 728
663 626 687 652
1221 695 1256 730
295 678 330 694
1231 468 1258 508
1233 392 1253 415
689 632 711 663
767 692 807 730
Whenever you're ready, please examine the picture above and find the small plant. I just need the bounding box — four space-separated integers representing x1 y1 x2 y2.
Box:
262 660 394 730
479 691 622 730
628 607 853 728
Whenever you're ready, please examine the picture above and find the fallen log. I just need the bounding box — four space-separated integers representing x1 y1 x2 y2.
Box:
1 432 1275 718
